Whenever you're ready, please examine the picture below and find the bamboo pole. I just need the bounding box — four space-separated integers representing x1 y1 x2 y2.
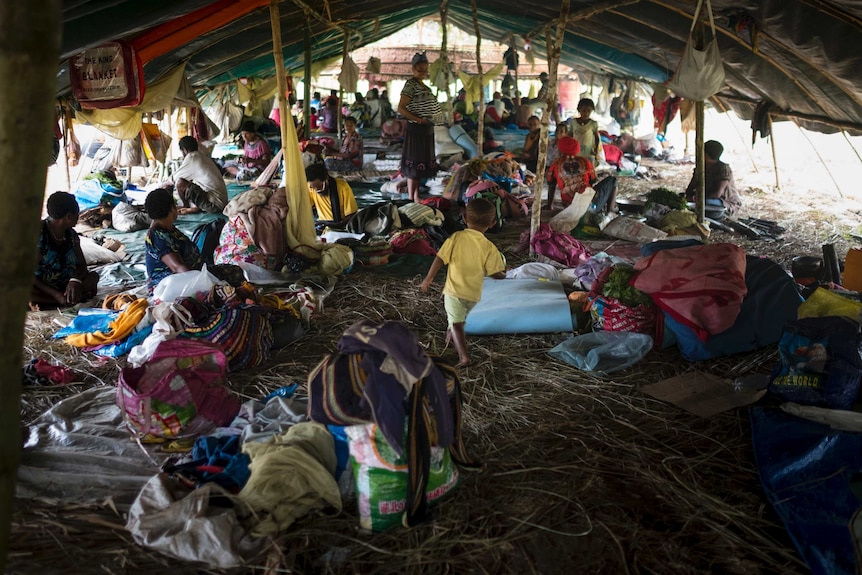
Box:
61 104 71 190
0 2 61 571
693 5 705 224
439 1 451 125
471 0 484 156
338 28 348 137
843 130 862 164
793 119 844 197
303 23 312 140
530 0 570 253
270 0 291 165
695 101 705 223
768 113 780 189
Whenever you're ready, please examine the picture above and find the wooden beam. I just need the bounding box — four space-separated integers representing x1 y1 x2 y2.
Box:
471 0 484 155
530 0 570 254
303 22 311 140
270 0 291 157
0 2 62 571
717 94 862 133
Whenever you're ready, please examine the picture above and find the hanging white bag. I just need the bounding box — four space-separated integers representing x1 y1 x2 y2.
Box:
667 0 725 101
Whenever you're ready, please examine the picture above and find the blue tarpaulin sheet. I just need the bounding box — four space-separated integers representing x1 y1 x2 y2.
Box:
751 406 862 575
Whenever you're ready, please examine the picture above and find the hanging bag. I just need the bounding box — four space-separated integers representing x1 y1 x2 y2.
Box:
667 0 726 101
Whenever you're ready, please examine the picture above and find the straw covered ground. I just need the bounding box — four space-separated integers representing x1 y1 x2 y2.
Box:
9 156 860 574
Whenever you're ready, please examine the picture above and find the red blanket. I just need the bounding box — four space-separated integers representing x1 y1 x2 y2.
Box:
631 244 747 341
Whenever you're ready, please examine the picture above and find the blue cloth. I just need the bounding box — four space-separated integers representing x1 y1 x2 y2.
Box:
751 407 862 575
145 226 203 294
190 435 252 491
53 309 118 338
91 324 154 357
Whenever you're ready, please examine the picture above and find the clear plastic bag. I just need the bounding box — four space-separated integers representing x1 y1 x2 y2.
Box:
548 331 653 374
153 264 225 302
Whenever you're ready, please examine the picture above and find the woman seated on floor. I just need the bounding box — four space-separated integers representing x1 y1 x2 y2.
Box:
31 191 99 308
684 139 742 216
222 121 273 181
144 188 243 295
324 116 363 173
214 187 289 270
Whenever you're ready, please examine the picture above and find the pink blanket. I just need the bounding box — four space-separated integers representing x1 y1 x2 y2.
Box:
631 244 747 341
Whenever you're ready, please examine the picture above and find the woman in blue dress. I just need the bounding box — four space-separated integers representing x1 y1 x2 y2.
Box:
31 192 98 308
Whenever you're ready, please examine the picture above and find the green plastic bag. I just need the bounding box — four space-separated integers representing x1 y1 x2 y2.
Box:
346 424 460 532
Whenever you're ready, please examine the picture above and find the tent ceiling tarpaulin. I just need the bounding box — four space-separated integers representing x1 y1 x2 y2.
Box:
59 0 862 135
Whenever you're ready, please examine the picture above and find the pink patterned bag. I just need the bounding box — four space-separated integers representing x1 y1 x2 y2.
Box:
116 339 239 439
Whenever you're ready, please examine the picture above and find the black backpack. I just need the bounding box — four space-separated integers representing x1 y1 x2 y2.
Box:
191 218 227 266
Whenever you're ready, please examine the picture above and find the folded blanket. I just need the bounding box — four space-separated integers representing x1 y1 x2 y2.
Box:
631 243 747 341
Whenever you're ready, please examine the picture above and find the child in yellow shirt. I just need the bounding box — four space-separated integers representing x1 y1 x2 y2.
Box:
420 198 507 366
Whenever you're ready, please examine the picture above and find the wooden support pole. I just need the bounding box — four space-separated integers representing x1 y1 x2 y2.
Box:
695 100 705 224
530 0 570 253
843 130 862 165
440 1 451 125
61 104 71 190
270 0 290 163
768 113 780 189
793 119 844 197
303 23 312 140
471 0 484 155
693 10 705 224
0 2 61 571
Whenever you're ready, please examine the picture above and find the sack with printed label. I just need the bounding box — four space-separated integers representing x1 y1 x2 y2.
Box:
346 423 460 532
768 316 862 410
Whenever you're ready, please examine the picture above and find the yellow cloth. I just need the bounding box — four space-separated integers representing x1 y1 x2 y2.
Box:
239 422 341 537
307 178 358 221
281 109 321 260
437 229 505 302
77 64 188 141
65 298 149 347
457 62 505 115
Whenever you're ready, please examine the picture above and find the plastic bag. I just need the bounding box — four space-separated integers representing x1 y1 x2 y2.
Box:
797 287 862 322
112 202 151 232
768 316 862 410
116 339 239 438
549 190 595 232
346 423 460 532
153 265 225 303
666 0 725 101
548 331 653 374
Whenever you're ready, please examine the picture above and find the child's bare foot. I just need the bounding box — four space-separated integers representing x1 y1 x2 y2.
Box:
457 357 471 368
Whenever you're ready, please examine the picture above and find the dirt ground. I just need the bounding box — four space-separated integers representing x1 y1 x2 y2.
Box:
11 119 862 575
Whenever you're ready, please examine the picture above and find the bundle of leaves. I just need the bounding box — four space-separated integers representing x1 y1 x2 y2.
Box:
645 187 687 210
602 265 653 308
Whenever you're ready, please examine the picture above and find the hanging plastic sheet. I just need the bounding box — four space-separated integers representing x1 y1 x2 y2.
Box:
338 55 360 94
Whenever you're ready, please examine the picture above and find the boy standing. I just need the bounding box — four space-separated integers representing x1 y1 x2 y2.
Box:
420 198 507 366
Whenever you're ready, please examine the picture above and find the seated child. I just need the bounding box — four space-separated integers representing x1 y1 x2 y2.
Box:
420 198 507 366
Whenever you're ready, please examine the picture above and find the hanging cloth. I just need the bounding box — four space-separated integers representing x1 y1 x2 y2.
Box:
457 62 505 115
338 55 360 94
667 0 726 101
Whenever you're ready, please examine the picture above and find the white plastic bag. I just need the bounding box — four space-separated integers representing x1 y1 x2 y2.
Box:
153 265 225 302
667 0 725 101
549 189 595 232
